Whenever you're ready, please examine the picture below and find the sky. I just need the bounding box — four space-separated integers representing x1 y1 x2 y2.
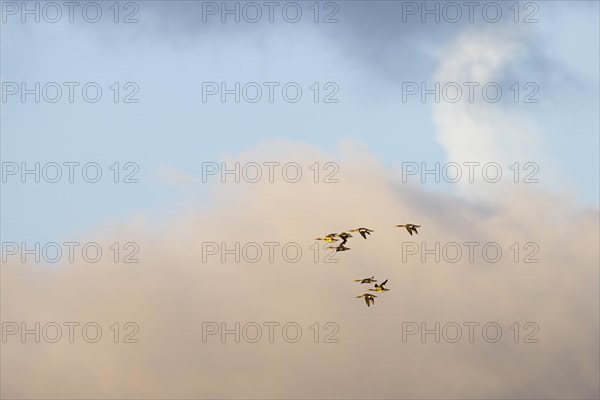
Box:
1 1 599 399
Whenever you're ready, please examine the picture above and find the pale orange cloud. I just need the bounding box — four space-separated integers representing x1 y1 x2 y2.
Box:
2 140 598 399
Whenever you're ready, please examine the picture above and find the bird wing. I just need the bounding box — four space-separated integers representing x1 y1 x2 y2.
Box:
360 231 367 239
407 226 413 235
381 279 388 287
365 297 371 307
413 227 419 234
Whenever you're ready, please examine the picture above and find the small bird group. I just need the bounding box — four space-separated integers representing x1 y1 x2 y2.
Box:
316 224 420 250
314 224 420 308
354 277 390 307
315 227 374 252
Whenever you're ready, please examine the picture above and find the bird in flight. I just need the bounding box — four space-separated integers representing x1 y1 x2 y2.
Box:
356 293 377 307
354 276 377 284
326 232 352 245
315 236 338 243
369 279 389 293
335 232 353 244
396 224 421 235
328 243 351 252
349 228 374 239
315 232 353 245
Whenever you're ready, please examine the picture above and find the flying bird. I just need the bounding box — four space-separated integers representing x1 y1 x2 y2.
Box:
354 276 377 284
369 279 389 293
328 243 351 252
336 232 353 245
356 293 377 307
349 228 374 239
396 224 420 235
315 236 338 243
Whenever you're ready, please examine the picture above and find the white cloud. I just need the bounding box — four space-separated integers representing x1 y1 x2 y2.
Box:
433 26 543 200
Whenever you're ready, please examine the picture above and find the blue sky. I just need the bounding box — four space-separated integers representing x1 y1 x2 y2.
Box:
2 3 599 398
1 0 598 243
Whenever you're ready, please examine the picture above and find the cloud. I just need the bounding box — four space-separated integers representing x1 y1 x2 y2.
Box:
2 4 598 398
433 25 543 200
2 139 598 399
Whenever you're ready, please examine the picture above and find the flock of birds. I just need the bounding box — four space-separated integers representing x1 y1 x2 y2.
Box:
315 224 421 308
